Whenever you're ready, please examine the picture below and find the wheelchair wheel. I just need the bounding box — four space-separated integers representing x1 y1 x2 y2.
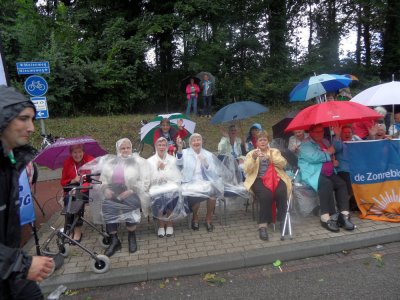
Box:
59 243 70 258
98 235 111 248
90 255 110 274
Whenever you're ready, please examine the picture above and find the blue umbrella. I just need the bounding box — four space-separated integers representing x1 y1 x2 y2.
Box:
289 74 352 102
210 101 268 124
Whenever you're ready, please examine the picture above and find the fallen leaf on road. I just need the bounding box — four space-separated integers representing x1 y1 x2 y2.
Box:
372 253 384 267
318 279 324 282
159 283 165 289
203 273 226 286
65 290 79 296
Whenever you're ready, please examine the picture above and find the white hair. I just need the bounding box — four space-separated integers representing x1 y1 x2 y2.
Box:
374 106 387 117
189 133 202 145
115 138 132 157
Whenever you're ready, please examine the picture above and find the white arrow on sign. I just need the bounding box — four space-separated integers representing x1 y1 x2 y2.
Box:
37 111 45 117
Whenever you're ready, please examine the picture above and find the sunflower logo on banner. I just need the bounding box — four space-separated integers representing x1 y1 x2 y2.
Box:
347 140 400 222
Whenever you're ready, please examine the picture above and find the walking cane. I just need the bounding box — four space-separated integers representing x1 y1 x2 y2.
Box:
280 168 299 241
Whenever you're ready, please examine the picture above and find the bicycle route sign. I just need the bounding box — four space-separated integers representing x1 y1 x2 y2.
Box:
16 61 50 75
24 75 48 97
31 96 49 119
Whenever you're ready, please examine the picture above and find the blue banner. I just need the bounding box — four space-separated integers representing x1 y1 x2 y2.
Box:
19 169 36 225
346 139 400 222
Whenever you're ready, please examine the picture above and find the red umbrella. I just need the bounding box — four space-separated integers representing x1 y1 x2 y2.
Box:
285 101 382 132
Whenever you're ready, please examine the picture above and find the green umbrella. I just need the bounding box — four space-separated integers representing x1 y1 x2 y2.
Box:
140 113 196 145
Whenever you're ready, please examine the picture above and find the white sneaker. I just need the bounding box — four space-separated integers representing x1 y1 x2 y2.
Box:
157 228 165 238
166 227 174 237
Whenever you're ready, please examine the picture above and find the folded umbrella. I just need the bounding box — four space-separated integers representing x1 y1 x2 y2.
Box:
33 136 107 170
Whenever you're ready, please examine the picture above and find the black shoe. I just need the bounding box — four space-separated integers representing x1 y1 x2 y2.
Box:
128 231 138 253
258 227 269 241
205 222 214 232
191 221 199 231
337 213 355 231
104 234 121 257
320 220 340 232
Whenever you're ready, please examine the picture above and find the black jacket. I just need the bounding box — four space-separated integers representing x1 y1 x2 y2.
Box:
0 142 36 298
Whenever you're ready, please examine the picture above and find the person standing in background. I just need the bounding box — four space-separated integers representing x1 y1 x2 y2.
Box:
185 78 200 116
201 74 214 118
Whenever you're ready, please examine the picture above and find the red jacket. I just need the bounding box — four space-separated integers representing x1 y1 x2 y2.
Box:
61 154 95 187
185 83 200 100
153 127 188 146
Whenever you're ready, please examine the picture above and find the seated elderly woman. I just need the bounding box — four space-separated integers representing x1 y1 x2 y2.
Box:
85 138 150 257
243 131 292 241
176 133 224 232
61 144 95 242
147 137 186 238
218 124 244 158
298 124 355 233
288 130 308 155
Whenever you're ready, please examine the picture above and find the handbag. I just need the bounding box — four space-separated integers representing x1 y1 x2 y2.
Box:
261 150 280 192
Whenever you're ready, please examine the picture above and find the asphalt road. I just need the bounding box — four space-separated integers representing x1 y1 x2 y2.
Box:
58 242 400 300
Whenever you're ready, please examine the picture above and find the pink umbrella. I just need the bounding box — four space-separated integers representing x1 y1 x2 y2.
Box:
285 101 382 132
33 136 107 170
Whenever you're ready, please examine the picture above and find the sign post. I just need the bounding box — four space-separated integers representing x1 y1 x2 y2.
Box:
17 61 50 136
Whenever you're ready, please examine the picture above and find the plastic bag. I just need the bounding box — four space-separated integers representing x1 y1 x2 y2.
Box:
293 183 320 217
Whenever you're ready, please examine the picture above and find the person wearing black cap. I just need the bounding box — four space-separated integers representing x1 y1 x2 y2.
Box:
0 85 54 299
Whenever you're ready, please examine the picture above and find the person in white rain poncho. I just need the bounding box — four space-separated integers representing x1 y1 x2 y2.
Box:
176 133 225 232
147 137 186 238
84 138 150 257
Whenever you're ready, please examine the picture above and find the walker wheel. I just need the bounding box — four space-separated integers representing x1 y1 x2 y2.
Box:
98 235 111 248
90 254 110 274
47 260 56 277
59 243 70 258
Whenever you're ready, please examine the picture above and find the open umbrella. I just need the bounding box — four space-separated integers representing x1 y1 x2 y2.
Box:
272 110 300 140
140 113 196 145
179 75 201 94
350 80 400 106
210 101 268 124
289 74 352 102
285 101 382 132
33 136 107 170
196 71 215 83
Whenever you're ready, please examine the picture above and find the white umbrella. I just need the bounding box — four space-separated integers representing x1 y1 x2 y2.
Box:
350 81 400 106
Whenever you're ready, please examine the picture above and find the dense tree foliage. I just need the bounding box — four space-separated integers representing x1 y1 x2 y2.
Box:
0 0 398 116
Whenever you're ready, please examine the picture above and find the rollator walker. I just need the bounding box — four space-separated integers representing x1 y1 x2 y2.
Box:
41 173 111 274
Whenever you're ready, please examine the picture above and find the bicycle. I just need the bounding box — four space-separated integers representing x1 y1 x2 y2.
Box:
40 133 59 150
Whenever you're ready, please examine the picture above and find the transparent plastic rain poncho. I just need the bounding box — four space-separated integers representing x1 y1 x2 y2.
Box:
177 147 249 200
81 153 151 225
147 152 187 221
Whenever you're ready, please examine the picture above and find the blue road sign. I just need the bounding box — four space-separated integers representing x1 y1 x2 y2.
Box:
16 61 50 75
31 97 49 119
24 75 48 97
